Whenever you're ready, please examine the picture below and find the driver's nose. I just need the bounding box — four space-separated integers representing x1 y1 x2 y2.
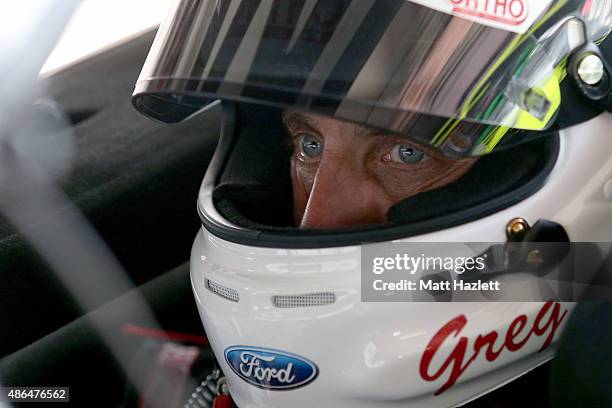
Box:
299 156 391 229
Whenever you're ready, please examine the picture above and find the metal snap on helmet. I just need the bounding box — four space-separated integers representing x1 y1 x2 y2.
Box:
133 1 612 407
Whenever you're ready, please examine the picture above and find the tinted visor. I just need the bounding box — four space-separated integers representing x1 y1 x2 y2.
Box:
133 0 596 156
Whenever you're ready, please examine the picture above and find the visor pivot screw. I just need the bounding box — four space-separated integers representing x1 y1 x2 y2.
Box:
577 54 605 86
506 218 530 240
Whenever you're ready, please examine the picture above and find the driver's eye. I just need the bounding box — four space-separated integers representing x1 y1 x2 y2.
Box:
299 134 324 158
390 144 428 164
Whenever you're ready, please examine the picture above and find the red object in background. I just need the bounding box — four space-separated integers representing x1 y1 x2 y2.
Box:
212 394 234 408
123 323 209 345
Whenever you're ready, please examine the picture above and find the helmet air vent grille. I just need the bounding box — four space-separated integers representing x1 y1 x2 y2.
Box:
206 279 239 303
272 292 336 308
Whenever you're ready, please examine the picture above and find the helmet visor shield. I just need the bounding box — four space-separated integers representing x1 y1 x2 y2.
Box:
133 0 594 155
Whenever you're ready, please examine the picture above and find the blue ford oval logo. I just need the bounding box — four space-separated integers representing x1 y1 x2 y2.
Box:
224 346 318 390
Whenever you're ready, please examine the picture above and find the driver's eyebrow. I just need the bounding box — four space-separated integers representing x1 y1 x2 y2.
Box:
283 112 320 135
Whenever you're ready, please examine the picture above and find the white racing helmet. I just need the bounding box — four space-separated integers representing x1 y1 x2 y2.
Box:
133 0 612 406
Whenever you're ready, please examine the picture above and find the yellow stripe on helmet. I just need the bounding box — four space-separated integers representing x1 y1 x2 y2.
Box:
431 0 570 148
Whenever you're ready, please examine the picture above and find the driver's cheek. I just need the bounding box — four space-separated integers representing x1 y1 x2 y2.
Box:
295 157 394 229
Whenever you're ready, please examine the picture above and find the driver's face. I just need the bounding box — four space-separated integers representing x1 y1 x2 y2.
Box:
284 111 476 229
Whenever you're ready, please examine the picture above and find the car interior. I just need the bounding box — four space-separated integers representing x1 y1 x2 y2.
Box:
0 29 218 406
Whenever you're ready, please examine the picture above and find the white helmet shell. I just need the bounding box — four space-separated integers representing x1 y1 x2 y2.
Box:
190 113 612 407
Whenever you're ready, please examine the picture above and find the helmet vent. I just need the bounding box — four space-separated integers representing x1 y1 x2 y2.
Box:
206 279 239 303
272 292 336 308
